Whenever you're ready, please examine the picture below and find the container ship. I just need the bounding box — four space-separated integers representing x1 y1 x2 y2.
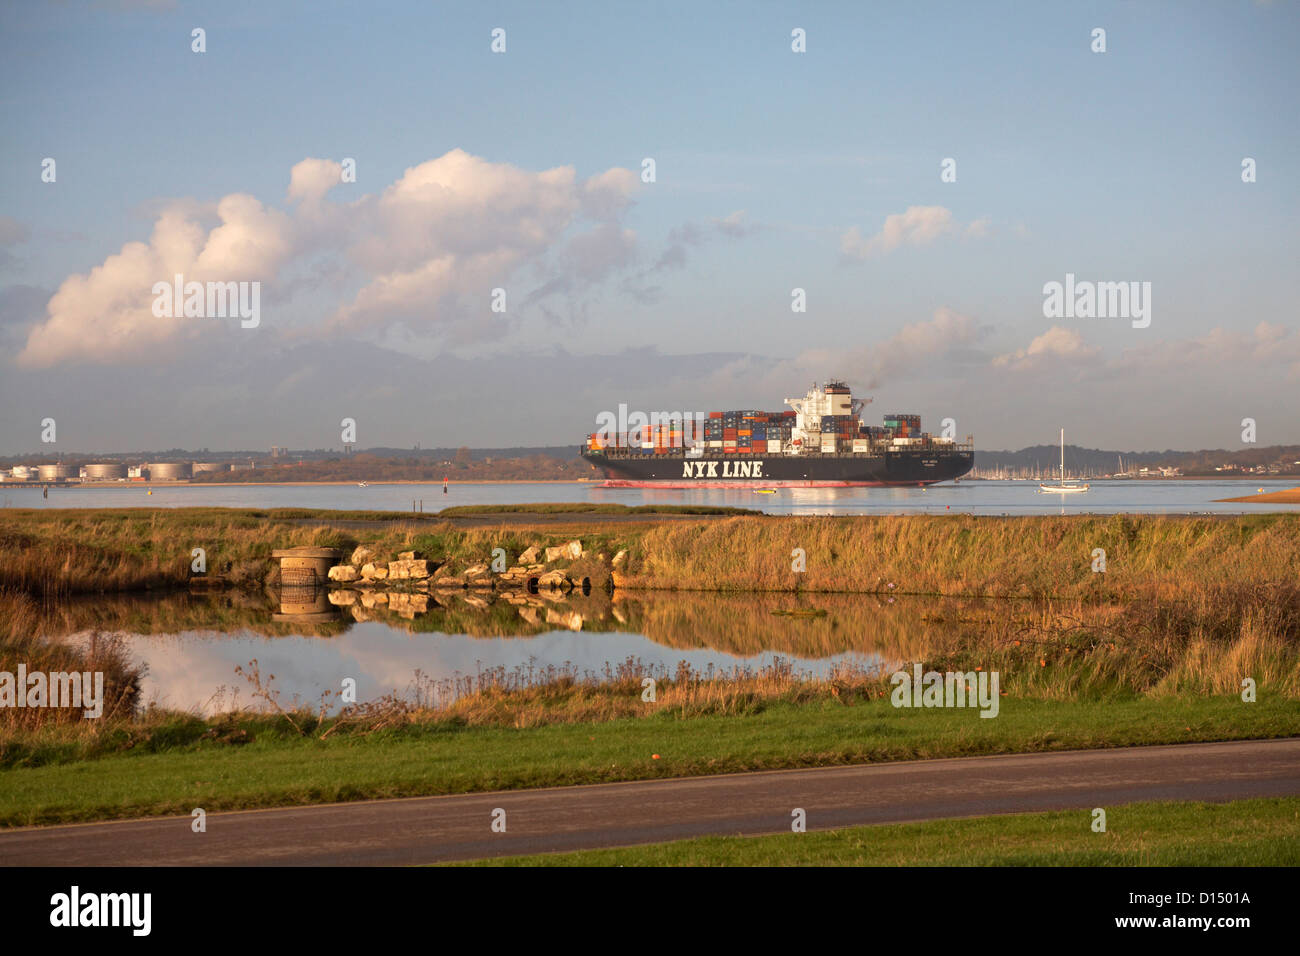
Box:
581 381 974 488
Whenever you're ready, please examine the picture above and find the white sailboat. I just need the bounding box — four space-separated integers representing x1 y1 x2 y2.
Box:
1038 428 1089 494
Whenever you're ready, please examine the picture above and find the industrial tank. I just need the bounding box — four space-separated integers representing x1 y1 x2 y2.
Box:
146 462 192 480
84 462 127 480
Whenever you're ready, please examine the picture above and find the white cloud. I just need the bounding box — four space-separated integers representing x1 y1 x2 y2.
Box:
287 158 343 205
801 306 982 387
16 150 640 367
692 307 984 399
1109 321 1300 378
993 326 1101 371
841 205 977 259
17 196 294 367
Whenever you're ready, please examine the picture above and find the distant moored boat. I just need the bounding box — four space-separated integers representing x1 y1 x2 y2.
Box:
1038 428 1089 494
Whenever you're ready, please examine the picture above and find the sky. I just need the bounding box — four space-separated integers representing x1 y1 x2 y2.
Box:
1 0 1297 455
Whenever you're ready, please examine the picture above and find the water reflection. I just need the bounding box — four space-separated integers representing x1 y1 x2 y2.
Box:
274 583 343 625
40 587 1012 714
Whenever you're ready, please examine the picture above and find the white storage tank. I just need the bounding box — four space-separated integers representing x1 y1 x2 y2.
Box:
192 462 231 474
85 462 127 480
146 462 192 480
37 463 74 481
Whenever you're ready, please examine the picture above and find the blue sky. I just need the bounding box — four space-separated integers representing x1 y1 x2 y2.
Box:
1 0 1297 453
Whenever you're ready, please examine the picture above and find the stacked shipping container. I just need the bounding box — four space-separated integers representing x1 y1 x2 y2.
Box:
587 408 928 455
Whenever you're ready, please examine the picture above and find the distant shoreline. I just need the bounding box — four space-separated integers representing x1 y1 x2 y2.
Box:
21 479 589 488
11 476 1297 489
1215 487 1300 504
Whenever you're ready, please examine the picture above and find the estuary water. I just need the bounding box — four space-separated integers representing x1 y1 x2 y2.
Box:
2 478 1296 515
45 589 993 715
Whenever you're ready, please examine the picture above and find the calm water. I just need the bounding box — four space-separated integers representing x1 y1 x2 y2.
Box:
3 478 1295 515
49 588 984 715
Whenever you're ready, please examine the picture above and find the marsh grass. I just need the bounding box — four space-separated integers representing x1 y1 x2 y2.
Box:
3 510 1297 602
0 590 144 734
618 514 1300 600
0 509 622 596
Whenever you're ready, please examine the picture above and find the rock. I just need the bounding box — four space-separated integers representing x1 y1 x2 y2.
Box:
463 563 493 588
517 606 540 625
350 546 377 567
328 590 356 606
398 550 422 561
545 542 586 562
389 559 431 580
463 594 490 609
537 570 572 590
360 590 388 608
433 575 464 589
350 605 371 622
328 565 359 582
361 562 389 580
545 608 583 631
518 546 542 564
611 549 628 569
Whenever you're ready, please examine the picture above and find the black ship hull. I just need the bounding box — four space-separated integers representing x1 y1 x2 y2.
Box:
582 448 974 488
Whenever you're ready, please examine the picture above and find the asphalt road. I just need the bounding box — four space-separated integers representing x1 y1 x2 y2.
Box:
3 738 1297 866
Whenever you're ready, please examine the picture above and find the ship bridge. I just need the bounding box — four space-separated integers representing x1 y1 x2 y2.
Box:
784 381 870 448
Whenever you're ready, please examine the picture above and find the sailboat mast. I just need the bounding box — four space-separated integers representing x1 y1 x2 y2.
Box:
1060 428 1064 481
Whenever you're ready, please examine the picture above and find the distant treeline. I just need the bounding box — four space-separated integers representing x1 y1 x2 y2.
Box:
190 451 594 482
5 443 1298 479
975 444 1300 476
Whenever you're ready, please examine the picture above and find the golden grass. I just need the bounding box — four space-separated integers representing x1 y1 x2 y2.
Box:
618 513 1300 599
0 590 144 732
3 509 1297 603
